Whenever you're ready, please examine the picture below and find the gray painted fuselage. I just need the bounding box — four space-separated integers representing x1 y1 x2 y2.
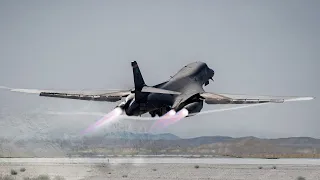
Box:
125 62 214 116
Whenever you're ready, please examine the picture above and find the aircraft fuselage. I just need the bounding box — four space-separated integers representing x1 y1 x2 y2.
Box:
124 62 214 117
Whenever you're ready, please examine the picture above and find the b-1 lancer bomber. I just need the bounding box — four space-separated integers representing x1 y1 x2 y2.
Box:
1 61 314 133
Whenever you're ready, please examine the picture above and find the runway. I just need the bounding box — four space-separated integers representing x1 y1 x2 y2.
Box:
1 158 320 180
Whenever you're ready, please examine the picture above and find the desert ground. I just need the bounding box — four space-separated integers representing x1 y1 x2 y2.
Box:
1 158 320 180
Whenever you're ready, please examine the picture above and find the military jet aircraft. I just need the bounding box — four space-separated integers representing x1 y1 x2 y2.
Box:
1 61 314 133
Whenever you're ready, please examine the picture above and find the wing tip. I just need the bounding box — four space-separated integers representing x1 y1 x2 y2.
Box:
0 86 11 90
286 96 315 102
10 88 42 94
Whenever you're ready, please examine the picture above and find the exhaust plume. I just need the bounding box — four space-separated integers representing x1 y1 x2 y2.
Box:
81 107 123 134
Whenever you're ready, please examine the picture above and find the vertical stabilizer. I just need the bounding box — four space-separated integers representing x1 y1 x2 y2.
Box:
131 61 146 91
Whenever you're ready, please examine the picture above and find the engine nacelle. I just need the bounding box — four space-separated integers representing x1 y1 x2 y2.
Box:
117 93 134 109
183 101 203 114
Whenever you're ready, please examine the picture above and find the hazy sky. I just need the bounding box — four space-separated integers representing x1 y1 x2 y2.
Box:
0 0 319 139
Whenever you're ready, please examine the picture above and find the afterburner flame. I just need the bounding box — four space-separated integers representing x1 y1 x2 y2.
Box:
150 110 176 131
81 107 123 134
163 108 188 127
150 108 189 131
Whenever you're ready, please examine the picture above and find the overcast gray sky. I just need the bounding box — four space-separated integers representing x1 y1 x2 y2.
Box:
0 0 319 139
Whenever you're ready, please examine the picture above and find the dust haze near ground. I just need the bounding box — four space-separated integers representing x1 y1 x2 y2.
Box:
0 0 319 140
0 158 319 180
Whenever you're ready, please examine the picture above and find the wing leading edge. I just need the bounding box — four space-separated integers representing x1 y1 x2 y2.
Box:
4 86 181 102
38 86 181 101
200 92 314 104
4 87 131 102
39 90 131 102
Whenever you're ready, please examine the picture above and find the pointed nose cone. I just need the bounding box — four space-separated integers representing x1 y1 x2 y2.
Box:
211 68 215 76
208 68 215 80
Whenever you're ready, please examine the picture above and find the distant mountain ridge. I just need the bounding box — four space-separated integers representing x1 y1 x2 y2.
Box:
1 131 320 158
103 131 180 140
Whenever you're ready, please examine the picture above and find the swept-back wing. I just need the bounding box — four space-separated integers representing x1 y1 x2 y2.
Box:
39 90 131 102
200 92 314 104
4 87 131 102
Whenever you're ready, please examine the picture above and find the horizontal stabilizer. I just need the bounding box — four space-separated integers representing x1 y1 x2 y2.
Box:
141 86 181 95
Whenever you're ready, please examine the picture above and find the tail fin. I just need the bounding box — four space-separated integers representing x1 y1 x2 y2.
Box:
131 61 146 91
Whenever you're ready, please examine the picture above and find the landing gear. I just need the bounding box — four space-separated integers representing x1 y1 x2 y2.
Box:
149 106 171 117
150 111 156 117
